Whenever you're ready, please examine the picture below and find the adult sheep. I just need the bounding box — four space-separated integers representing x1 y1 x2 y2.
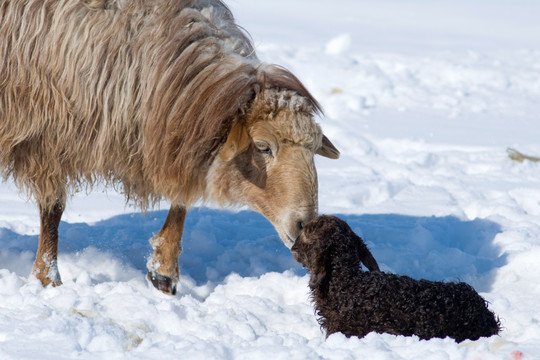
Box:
0 0 339 295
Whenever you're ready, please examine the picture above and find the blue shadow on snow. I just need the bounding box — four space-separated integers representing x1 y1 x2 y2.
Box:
0 208 504 291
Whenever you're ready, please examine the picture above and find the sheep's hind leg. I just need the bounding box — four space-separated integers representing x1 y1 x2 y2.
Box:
32 200 65 287
147 205 186 295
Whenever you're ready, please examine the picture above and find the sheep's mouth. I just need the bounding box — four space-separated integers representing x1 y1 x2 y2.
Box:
286 234 297 248
277 229 297 249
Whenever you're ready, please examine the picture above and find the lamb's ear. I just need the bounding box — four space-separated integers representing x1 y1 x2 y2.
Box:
219 122 251 161
361 251 380 272
355 234 380 272
316 135 340 159
309 268 327 288
309 247 329 288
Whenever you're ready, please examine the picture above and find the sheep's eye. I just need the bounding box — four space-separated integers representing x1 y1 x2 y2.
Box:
255 141 273 156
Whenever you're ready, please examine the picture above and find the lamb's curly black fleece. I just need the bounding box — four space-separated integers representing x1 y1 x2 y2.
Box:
292 215 500 343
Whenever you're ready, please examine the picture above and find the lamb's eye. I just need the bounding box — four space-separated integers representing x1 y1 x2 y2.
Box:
255 141 273 156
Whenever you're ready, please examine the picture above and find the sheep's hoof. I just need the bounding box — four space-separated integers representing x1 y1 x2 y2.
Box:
32 265 62 287
147 272 177 295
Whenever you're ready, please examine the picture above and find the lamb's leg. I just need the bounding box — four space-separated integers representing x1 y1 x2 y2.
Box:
32 200 65 286
147 205 187 295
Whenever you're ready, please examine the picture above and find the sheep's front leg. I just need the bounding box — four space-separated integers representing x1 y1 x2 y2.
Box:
147 205 187 295
32 200 64 287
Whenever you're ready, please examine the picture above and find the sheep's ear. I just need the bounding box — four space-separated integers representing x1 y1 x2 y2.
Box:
317 135 340 159
219 122 251 161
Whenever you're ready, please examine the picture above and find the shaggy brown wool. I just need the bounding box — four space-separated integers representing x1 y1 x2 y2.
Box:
1 0 341 291
292 215 501 343
0 0 323 209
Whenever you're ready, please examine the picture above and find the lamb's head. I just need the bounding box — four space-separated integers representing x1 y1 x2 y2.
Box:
292 215 366 267
292 215 380 287
207 89 339 248
292 215 354 287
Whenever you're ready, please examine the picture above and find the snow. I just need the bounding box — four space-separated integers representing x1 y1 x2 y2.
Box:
2 0 540 358
325 34 353 56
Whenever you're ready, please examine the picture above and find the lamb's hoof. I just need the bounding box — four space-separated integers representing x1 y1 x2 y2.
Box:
147 272 177 295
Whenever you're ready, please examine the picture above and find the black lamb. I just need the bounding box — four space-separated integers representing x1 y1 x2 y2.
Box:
291 215 500 343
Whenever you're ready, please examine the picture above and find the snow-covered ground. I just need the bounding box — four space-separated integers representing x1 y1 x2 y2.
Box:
2 1 540 359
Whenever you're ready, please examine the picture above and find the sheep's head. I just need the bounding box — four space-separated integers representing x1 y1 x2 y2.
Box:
207 90 339 248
